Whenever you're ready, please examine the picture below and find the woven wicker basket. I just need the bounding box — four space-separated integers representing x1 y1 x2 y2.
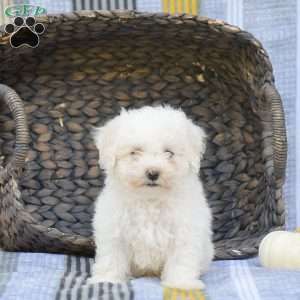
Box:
0 11 287 259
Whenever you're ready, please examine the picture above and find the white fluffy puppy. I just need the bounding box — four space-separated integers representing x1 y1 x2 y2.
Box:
89 106 214 289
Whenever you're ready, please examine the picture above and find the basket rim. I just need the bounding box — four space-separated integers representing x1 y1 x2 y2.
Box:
0 10 264 49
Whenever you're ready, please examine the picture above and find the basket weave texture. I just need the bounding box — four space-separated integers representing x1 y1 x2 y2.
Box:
0 11 287 259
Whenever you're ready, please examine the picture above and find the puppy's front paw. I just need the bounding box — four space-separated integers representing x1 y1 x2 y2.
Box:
87 276 127 285
162 279 205 290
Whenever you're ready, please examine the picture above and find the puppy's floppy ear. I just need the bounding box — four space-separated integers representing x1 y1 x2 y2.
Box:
92 118 119 171
187 121 206 173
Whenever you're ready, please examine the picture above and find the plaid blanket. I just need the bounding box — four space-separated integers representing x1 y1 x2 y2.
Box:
0 251 299 300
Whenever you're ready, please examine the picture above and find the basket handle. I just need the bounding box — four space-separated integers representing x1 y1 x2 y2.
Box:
0 84 29 172
264 83 287 181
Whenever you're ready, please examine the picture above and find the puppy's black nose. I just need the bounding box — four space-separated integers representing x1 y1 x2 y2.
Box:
146 170 160 181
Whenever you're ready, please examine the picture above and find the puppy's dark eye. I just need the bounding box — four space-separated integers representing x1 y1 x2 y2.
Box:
164 149 174 158
130 148 142 156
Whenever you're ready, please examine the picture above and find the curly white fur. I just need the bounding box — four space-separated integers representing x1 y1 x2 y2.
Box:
89 106 214 289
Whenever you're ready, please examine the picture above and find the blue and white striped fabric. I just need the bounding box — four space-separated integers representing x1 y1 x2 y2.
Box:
1 251 300 300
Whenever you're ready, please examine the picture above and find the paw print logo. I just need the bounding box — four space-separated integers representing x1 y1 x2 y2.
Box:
4 16 45 48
